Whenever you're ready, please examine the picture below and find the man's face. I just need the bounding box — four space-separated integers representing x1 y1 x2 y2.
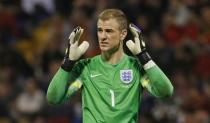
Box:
97 18 127 52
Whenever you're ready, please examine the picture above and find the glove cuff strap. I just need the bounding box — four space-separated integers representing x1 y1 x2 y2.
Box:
61 58 76 72
136 51 151 65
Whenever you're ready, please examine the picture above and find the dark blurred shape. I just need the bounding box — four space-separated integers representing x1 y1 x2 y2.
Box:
0 45 34 78
54 0 73 18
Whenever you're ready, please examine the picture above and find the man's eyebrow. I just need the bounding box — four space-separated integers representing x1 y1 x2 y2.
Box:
97 27 114 31
105 28 114 32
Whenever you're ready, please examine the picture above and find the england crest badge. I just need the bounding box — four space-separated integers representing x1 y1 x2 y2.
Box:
120 70 133 84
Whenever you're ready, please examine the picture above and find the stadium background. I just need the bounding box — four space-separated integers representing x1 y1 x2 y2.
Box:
0 0 210 123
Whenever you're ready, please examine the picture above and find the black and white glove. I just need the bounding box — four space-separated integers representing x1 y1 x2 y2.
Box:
126 24 152 66
61 27 89 72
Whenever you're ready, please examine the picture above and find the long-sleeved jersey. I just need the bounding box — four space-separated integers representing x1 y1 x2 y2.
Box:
47 54 173 123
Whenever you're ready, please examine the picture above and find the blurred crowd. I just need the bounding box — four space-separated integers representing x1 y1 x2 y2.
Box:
0 0 210 123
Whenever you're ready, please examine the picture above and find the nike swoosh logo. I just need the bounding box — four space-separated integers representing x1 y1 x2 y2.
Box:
90 74 102 78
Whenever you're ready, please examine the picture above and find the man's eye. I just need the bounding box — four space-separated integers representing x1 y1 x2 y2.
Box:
106 29 113 33
97 28 102 32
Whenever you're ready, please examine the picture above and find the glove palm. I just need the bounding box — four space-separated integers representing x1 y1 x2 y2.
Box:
61 27 89 72
66 27 89 61
126 24 151 65
126 24 146 55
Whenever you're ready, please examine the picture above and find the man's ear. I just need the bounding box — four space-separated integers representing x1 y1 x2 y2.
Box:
121 29 127 41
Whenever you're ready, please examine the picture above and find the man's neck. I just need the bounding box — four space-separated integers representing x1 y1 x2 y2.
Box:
101 48 124 65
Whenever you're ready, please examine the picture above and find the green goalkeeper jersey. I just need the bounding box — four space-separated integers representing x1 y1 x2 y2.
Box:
47 54 173 123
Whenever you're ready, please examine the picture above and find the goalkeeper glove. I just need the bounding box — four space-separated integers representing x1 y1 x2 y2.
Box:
126 24 151 65
61 26 89 72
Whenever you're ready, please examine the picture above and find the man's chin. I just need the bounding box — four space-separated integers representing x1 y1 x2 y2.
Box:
100 46 109 52
100 45 120 53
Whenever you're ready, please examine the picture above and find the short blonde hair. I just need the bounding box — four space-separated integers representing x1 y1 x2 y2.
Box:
98 9 128 30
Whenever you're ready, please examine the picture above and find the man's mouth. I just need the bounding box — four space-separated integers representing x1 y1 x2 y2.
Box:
100 41 109 44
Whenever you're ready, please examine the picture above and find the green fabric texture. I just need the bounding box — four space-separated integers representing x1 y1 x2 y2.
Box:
46 54 174 123
47 68 70 104
144 66 174 98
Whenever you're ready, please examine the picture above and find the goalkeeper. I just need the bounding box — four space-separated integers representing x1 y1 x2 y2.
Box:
47 9 174 123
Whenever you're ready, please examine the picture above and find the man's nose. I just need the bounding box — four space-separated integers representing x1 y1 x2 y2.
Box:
100 31 107 40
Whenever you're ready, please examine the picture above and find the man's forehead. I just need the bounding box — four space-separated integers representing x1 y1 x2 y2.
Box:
97 18 120 29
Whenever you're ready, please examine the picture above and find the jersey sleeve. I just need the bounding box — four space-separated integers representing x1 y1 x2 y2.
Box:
46 59 87 105
140 61 174 99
